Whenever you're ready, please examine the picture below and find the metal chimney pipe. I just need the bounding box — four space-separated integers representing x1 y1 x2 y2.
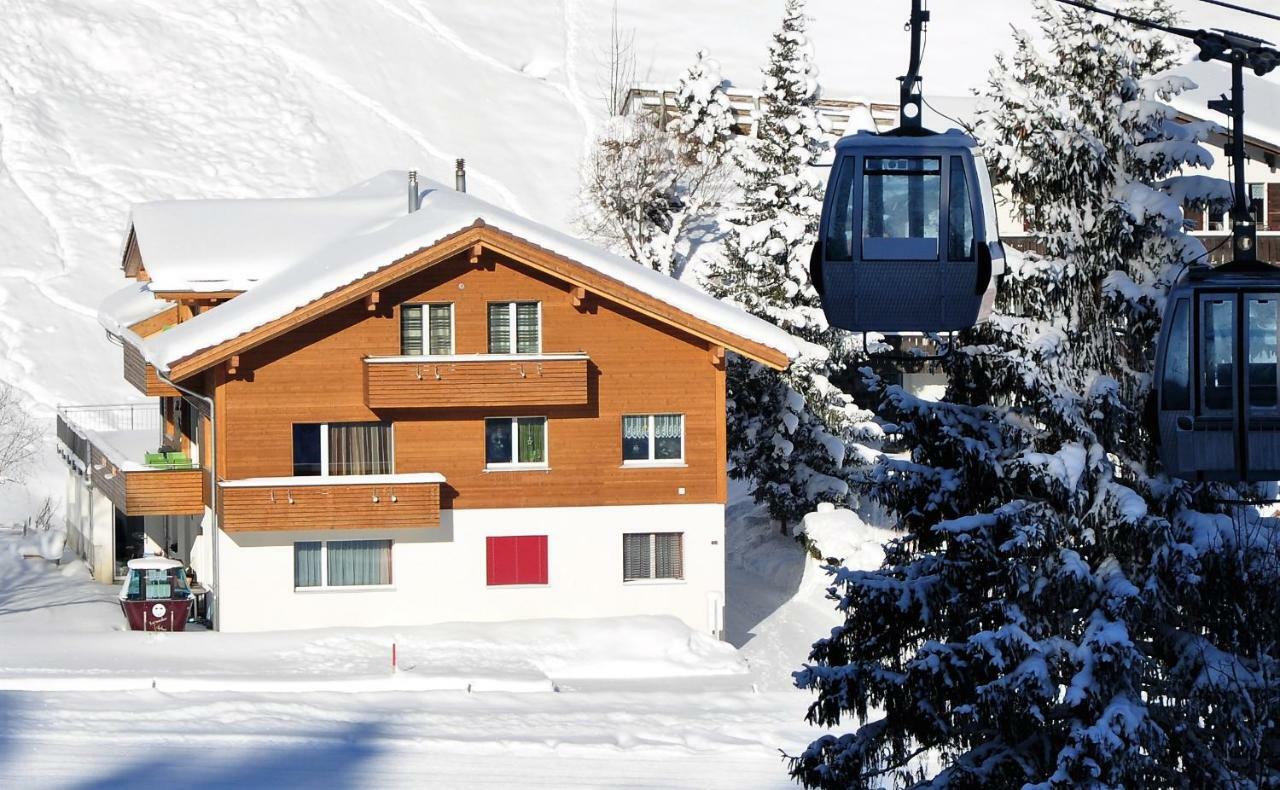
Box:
455 159 467 193
408 170 419 213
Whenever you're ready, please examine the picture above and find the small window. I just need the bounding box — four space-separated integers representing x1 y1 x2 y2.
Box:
293 422 393 477
486 535 548 585
488 302 540 353
622 414 684 464
1248 297 1279 409
1203 298 1235 411
862 157 940 261
947 158 975 261
823 158 857 262
401 304 453 355
294 540 392 589
1162 299 1191 411
623 533 684 581
485 417 547 467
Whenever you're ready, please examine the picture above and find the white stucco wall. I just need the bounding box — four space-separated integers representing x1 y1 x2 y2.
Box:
213 503 726 636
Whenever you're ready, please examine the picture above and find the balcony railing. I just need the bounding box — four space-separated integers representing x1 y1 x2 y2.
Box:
56 403 205 517
218 473 444 532
364 353 590 409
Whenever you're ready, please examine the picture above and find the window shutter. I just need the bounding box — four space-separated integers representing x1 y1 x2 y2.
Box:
654 533 683 579
623 533 651 580
1269 183 1280 232
400 305 423 355
516 303 540 353
428 304 452 354
487 535 548 585
488 303 511 353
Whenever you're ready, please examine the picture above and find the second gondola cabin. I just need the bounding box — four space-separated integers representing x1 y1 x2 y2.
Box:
1155 263 1280 481
814 129 1005 333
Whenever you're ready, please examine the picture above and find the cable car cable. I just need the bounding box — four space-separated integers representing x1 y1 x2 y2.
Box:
1196 0 1280 25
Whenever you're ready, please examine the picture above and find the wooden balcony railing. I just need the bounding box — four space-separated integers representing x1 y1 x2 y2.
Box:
56 404 206 517
218 473 445 533
364 353 590 409
123 335 180 398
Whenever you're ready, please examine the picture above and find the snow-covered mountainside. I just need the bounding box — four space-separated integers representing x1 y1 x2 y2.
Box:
0 0 1266 517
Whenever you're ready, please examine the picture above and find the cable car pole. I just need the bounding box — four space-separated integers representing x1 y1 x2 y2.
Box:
1208 47 1257 262
898 0 929 132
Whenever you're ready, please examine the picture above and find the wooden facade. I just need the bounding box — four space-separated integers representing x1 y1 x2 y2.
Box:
363 354 591 409
123 336 180 397
220 479 441 532
88 446 205 517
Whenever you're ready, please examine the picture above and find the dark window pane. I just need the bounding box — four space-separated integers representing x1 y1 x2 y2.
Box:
1204 299 1235 411
622 416 650 461
824 158 856 262
947 157 975 261
400 305 423 355
1162 299 1191 410
653 414 683 460
488 304 511 353
292 424 322 476
862 157 940 261
486 418 513 464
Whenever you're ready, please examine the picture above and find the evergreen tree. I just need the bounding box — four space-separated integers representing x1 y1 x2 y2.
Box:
705 0 877 529
791 1 1279 786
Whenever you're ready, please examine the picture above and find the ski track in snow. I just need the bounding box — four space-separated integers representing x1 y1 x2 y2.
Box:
126 0 529 217
561 0 599 155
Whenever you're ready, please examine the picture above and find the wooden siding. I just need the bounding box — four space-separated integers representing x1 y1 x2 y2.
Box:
215 251 726 510
220 480 441 532
364 356 590 409
86 445 205 517
123 337 180 397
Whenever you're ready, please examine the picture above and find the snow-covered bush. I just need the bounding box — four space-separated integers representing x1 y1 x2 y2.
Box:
791 1 1280 786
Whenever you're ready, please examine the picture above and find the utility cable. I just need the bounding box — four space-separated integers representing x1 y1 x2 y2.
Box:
1197 0 1280 25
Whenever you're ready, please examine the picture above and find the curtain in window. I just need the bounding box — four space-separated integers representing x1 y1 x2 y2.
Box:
517 418 545 463
294 541 321 587
400 305 423 355
623 533 651 580
653 415 683 460
488 303 511 353
328 422 392 475
654 533 683 579
516 303 539 353
428 304 452 354
327 540 392 586
622 415 650 461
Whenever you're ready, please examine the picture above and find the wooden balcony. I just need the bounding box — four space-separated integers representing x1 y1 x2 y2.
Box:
57 405 206 517
218 473 444 533
363 353 590 409
123 336 180 398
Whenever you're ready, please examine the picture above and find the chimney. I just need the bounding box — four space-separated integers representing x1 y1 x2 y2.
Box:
455 159 467 193
407 170 420 213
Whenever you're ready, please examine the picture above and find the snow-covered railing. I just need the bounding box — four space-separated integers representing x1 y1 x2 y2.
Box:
57 403 159 435
622 86 897 138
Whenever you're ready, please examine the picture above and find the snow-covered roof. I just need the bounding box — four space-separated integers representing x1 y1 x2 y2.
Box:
136 172 805 373
128 174 407 292
98 281 172 336
1170 60 1280 150
126 556 183 571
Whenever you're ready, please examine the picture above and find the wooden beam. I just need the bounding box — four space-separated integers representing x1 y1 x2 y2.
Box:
469 243 483 265
709 345 725 368
227 355 240 376
152 290 244 302
570 286 586 308
365 290 381 311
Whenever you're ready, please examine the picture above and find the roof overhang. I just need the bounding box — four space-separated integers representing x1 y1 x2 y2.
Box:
159 221 791 381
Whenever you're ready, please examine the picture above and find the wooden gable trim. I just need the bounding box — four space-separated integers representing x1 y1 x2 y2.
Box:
152 290 245 302
164 222 790 380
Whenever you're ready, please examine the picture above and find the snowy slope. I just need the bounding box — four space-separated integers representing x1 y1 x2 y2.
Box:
0 0 1273 517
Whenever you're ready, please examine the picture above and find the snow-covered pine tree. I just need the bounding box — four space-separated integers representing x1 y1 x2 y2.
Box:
705 0 877 529
791 1 1279 786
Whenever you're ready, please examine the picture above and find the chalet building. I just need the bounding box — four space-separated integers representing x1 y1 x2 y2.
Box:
57 171 800 634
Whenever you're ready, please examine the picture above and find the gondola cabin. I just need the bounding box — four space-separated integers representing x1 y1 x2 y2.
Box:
814 129 1004 333
118 557 194 632
1155 264 1280 481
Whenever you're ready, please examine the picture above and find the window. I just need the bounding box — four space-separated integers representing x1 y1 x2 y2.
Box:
623 533 684 581
1248 297 1279 409
485 417 547 468
292 422 393 476
622 414 684 464
1203 298 1235 411
1161 298 1191 411
400 304 454 355
1210 184 1266 231
486 535 548 585
294 539 392 588
488 302 540 353
947 158 975 261
862 157 940 261
823 158 856 262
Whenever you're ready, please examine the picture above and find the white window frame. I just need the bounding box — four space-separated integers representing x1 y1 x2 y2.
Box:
488 301 542 354
294 421 396 478
484 416 549 471
622 532 685 583
401 302 456 356
293 539 394 591
621 413 686 467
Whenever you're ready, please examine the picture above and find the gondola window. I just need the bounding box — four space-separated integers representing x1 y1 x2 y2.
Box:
1162 299 1191 410
862 157 940 261
1204 298 1235 411
1248 298 1279 409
